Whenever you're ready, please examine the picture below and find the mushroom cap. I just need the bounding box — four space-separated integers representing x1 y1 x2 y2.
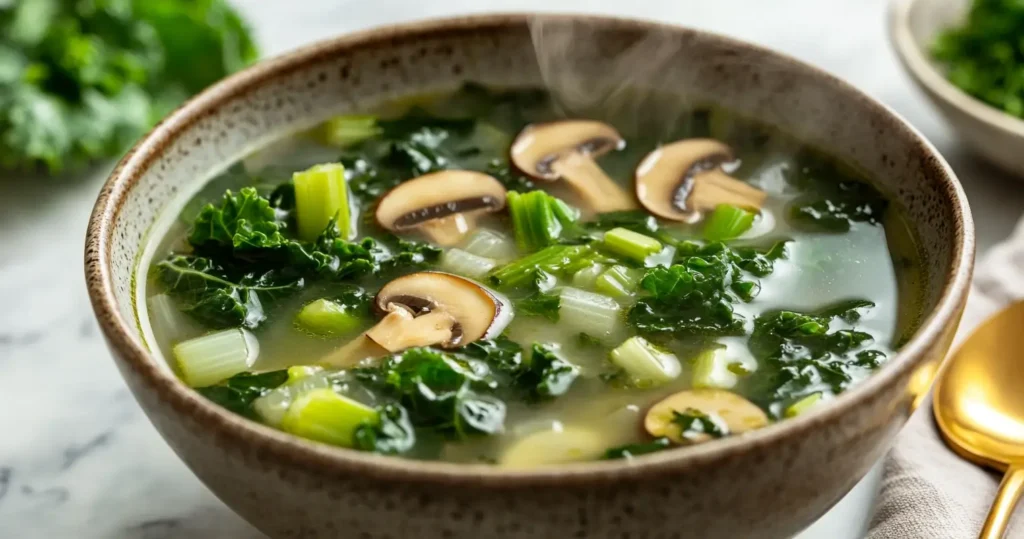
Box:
375 170 506 233
373 271 511 347
510 120 625 181
635 138 763 222
645 388 769 444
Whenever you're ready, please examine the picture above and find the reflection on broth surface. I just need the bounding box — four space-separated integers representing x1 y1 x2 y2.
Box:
141 84 923 466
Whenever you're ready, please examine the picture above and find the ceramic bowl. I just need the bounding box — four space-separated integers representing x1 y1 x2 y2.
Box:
86 14 974 539
890 0 1024 177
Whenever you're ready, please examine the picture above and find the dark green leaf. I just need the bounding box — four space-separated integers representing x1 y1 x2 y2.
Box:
602 437 673 460
195 370 288 419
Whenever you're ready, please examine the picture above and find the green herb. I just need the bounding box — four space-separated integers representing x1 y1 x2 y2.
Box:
196 370 289 419
516 291 560 321
932 0 1024 118
673 408 728 440
0 0 258 172
602 437 672 460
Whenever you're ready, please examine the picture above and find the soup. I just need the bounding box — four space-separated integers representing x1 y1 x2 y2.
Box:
142 84 923 466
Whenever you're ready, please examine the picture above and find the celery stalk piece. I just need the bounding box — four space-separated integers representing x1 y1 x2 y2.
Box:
602 227 662 262
464 229 517 261
691 347 739 389
318 115 382 148
595 265 642 298
506 190 579 252
609 336 682 386
280 388 379 447
489 244 594 289
784 393 824 418
441 248 498 279
703 204 756 241
571 263 606 289
295 299 363 336
559 286 621 336
293 163 350 242
173 329 259 387
253 370 331 427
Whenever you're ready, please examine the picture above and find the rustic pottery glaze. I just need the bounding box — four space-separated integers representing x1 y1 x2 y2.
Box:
85 14 974 539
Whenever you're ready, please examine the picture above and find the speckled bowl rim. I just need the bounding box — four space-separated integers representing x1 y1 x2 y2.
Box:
889 0 1024 138
85 13 974 487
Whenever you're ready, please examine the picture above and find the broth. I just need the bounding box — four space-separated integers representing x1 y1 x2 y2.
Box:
142 84 923 466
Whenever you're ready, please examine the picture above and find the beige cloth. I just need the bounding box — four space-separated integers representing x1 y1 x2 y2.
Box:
869 217 1024 538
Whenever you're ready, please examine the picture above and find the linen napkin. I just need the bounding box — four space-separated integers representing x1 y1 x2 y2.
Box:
868 216 1024 539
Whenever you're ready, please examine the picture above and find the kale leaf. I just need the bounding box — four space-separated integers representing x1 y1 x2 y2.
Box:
353 403 417 455
785 152 888 233
602 437 673 460
0 0 257 172
516 291 560 322
627 241 788 338
157 255 303 329
521 344 579 400
748 300 887 414
189 187 288 256
195 370 289 419
673 408 728 440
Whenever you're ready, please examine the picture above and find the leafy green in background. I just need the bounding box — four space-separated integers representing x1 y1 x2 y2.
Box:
0 0 258 172
932 0 1024 118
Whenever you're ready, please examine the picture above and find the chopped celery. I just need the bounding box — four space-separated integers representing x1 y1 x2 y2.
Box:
295 299 363 336
253 370 332 427
293 163 350 242
441 248 497 279
784 393 824 418
507 190 580 252
609 336 682 386
280 388 379 447
559 286 621 335
464 229 517 260
287 365 323 381
571 264 606 289
704 204 756 241
147 293 198 352
595 265 642 298
318 115 382 147
489 244 595 289
173 329 259 387
602 227 662 262
691 347 739 389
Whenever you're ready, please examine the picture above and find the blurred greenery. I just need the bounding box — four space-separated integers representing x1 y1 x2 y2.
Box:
0 0 258 174
932 0 1024 118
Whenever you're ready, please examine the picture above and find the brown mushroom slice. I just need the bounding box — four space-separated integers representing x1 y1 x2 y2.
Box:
645 389 769 445
635 139 766 223
510 120 636 213
375 170 506 246
320 272 511 368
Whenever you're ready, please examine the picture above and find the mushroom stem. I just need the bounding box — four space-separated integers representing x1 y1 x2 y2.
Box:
319 306 457 368
550 153 637 213
418 214 474 247
319 335 389 368
687 169 767 216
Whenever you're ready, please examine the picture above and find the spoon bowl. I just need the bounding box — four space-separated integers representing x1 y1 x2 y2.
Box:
934 300 1024 537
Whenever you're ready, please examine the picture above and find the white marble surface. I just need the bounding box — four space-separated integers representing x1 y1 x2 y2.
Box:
1 1 1022 537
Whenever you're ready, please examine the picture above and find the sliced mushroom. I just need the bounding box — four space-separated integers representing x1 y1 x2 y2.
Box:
510 120 636 213
645 389 769 445
635 139 766 223
321 272 512 367
499 425 606 468
376 170 506 246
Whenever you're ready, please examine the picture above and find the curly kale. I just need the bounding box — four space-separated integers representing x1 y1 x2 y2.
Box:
156 256 303 329
748 300 886 415
627 240 788 338
0 0 258 173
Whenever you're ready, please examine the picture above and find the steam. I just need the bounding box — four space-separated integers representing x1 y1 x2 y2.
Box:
529 17 699 140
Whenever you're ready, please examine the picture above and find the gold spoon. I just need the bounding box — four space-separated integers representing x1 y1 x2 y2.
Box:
934 300 1024 538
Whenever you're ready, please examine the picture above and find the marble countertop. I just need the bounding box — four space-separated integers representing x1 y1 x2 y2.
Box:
2 1 1022 537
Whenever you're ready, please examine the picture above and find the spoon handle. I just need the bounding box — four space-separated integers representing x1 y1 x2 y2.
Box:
980 464 1024 539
